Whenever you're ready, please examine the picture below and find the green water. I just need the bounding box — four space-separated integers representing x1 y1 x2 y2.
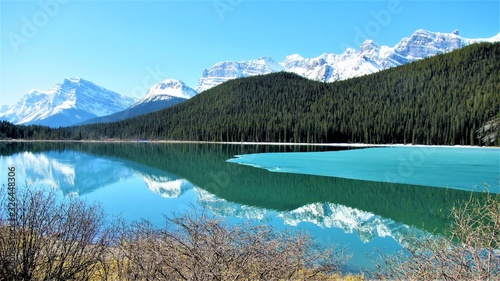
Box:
0 142 496 272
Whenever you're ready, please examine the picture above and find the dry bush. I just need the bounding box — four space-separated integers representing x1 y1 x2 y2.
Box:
0 183 355 280
110 208 350 281
0 183 110 281
371 191 500 281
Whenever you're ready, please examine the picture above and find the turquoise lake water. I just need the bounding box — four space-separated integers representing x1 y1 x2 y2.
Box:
0 142 498 273
227 146 500 193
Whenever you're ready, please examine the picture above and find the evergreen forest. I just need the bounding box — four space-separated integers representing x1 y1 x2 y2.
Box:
1 42 499 146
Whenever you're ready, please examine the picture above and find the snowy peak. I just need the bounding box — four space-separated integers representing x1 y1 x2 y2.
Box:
65 77 82 83
195 29 500 92
359 39 380 60
130 79 196 109
467 31 500 43
78 79 194 125
393 29 464 59
0 78 137 127
134 79 196 106
256 56 284 72
195 56 284 93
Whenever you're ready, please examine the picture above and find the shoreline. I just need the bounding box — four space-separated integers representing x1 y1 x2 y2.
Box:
1 139 498 149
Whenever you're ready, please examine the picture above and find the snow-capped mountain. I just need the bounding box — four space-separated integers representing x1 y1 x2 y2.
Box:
195 29 500 92
133 79 197 107
196 57 284 92
4 29 498 127
0 78 137 127
80 79 196 125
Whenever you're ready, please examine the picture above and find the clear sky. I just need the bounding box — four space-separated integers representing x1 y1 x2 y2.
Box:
1 0 499 106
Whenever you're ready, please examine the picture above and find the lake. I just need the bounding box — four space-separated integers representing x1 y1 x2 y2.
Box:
0 142 498 273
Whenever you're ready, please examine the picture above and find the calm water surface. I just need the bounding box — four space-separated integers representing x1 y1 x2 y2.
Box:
0 142 498 273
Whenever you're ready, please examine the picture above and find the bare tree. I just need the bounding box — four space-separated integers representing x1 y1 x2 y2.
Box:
0 184 352 280
371 191 500 281
111 208 350 281
0 183 110 281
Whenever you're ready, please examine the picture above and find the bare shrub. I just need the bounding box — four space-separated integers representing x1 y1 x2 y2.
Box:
111 208 350 281
0 183 353 280
0 183 110 281
371 191 500 280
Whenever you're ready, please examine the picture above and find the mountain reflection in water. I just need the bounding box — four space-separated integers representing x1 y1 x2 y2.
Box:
1 142 496 272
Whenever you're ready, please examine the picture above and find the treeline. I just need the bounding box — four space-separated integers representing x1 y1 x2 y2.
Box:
1 43 499 145
0 121 54 140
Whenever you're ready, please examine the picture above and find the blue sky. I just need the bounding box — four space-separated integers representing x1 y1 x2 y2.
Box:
1 0 499 106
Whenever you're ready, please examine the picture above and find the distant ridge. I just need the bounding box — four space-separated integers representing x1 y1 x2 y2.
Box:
195 29 500 92
0 78 137 127
2 29 498 128
80 79 196 125
33 42 498 146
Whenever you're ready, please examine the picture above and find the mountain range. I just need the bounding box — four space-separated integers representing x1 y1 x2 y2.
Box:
79 79 196 125
1 29 499 127
44 41 498 146
195 29 500 92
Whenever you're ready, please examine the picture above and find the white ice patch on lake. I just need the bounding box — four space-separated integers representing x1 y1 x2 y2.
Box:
227 147 500 193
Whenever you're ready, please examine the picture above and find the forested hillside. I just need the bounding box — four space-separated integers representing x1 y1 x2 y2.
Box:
1 43 499 145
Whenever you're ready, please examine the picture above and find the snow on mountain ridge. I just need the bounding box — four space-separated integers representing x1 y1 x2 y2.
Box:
3 29 499 127
195 57 284 92
0 78 137 127
66 77 82 83
196 29 500 92
133 79 197 107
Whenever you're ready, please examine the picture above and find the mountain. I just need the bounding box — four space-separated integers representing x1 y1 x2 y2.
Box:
48 42 499 146
137 79 197 102
80 79 196 125
0 78 137 127
4 29 495 128
196 29 500 92
196 57 284 92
